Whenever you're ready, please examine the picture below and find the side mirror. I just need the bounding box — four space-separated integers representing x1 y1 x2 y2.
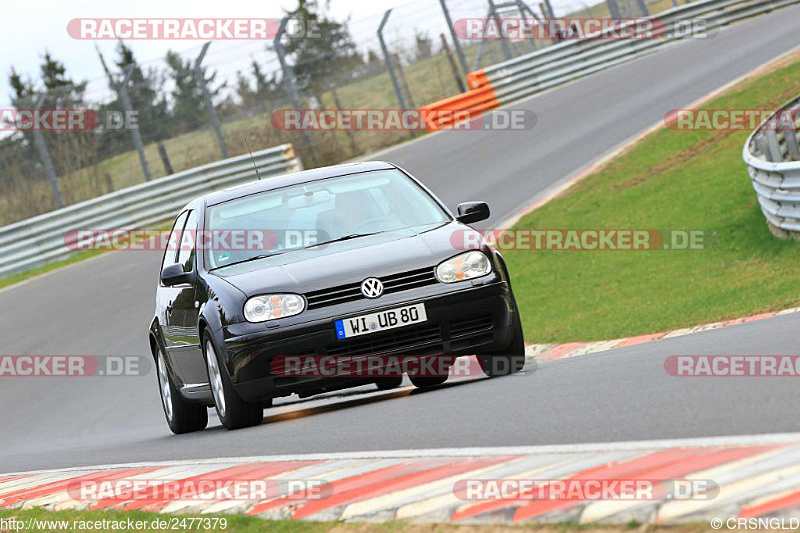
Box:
456 202 490 224
160 263 190 286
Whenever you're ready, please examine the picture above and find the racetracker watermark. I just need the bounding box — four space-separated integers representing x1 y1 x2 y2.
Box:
453 478 719 500
665 356 800 376
452 18 714 40
270 354 530 378
0 356 150 377
68 18 281 40
66 228 712 253
0 109 138 131
2 517 228 531
664 109 799 130
270 109 537 131
64 229 328 252
451 229 712 251
0 109 98 131
67 478 332 501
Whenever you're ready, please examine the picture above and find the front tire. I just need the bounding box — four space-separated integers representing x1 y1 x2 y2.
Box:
156 347 208 434
409 374 448 388
478 314 526 377
203 331 263 430
408 355 453 388
375 376 404 390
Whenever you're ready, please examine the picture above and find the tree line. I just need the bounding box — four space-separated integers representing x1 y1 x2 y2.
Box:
1 0 435 192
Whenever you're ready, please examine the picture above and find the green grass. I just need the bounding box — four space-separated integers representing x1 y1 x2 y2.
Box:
0 251 104 291
0 508 723 532
505 54 800 343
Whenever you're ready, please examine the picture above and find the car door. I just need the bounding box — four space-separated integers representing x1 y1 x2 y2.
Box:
159 210 188 360
170 209 207 386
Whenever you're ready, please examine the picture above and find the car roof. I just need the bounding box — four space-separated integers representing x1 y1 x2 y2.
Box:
201 160 398 207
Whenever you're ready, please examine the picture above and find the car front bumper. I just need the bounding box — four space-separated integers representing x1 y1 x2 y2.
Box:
219 275 518 403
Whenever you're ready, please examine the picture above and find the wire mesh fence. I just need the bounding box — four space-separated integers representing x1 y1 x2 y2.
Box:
0 0 676 226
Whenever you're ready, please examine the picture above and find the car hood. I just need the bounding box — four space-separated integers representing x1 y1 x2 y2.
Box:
211 221 478 296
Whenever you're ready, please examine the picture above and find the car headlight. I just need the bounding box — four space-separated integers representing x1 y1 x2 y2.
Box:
244 294 305 322
435 251 492 283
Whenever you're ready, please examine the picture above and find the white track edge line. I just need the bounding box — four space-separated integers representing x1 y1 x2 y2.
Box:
5 432 800 477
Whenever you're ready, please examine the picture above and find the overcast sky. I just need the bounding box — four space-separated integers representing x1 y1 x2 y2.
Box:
2 0 588 106
1 0 410 105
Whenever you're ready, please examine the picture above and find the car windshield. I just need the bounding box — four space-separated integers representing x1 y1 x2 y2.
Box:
205 169 449 269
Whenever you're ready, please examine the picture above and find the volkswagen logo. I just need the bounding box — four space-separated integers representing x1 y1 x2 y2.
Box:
360 277 384 298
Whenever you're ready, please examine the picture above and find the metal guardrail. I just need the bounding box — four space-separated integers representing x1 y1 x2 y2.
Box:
463 0 799 105
0 144 302 278
743 95 800 236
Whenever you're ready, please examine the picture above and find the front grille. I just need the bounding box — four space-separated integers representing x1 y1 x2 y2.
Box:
305 267 437 310
320 314 495 356
449 315 494 338
449 315 495 351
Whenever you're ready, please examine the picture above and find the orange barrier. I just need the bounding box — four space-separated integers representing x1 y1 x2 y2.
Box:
466 69 491 90
418 84 499 131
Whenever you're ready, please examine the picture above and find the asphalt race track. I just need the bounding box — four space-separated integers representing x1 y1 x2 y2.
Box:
2 7 799 473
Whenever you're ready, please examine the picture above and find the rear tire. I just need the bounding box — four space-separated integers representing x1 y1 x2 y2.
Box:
203 331 263 430
156 347 208 434
478 314 526 377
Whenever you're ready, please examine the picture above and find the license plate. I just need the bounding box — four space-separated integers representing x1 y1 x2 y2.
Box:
335 303 427 339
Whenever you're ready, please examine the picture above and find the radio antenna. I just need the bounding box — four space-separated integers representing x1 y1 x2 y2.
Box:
244 138 261 180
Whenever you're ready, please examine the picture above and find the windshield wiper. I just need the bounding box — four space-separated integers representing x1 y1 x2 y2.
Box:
209 252 284 271
304 231 385 249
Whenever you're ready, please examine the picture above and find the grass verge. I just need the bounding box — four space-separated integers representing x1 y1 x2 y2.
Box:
0 251 104 291
0 220 174 291
0 508 725 532
506 52 800 343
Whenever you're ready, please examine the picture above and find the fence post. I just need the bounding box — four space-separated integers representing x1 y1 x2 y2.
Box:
104 172 114 193
32 93 64 208
440 33 467 92
378 10 407 112
275 16 318 166
515 0 539 52
96 47 152 182
438 0 468 81
540 0 556 18
329 84 358 155
488 0 514 61
194 42 229 159
119 65 152 182
473 35 487 71
157 141 174 175
392 53 416 109
606 0 622 18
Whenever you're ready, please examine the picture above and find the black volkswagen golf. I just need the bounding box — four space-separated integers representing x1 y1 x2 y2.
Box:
149 161 524 433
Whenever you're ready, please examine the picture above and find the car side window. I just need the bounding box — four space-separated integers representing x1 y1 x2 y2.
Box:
161 211 188 271
176 210 198 273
